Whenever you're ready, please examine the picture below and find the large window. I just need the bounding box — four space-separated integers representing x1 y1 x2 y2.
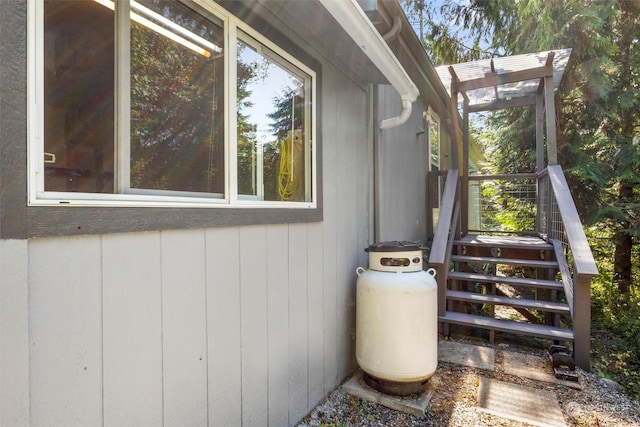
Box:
30 0 316 208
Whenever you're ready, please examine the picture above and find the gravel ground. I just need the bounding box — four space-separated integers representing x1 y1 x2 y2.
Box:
296 343 640 427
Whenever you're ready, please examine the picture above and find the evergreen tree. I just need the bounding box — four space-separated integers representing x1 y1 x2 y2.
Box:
409 0 639 297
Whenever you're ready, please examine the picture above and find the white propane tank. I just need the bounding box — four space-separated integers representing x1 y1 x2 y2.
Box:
355 241 437 396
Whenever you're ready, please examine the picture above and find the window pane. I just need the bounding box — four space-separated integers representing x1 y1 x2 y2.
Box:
130 0 224 194
44 0 115 193
237 39 311 202
428 114 439 172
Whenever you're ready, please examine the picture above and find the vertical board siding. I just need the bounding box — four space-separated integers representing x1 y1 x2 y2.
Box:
266 225 290 427
377 86 429 243
161 230 208 427
102 233 163 427
15 49 374 427
28 236 103 427
206 227 242 426
0 240 29 426
306 222 325 409
288 223 309 424
335 72 368 382
321 64 339 395
239 226 269 426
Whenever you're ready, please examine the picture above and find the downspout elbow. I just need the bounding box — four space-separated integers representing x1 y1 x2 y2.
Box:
379 98 413 130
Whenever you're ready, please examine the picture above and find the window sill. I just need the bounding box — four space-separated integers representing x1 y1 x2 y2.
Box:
23 203 322 238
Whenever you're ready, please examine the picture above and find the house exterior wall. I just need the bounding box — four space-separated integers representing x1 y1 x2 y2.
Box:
375 85 454 244
0 0 450 425
0 2 374 426
375 85 429 243
0 65 370 427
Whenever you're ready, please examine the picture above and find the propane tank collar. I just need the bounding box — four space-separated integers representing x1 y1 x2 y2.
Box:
365 240 421 253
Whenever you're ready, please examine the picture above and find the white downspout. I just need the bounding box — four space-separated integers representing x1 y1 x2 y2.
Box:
318 0 419 130
379 97 413 129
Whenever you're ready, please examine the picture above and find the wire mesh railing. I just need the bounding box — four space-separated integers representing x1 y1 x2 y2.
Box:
468 173 538 234
539 171 569 255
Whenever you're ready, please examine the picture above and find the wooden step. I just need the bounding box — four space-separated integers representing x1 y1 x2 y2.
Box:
455 234 553 250
451 255 558 269
446 290 571 314
454 235 556 263
440 311 574 341
448 271 564 290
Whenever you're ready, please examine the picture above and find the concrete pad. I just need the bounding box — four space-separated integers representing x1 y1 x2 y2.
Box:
502 352 581 390
341 370 434 417
438 340 495 371
478 377 567 427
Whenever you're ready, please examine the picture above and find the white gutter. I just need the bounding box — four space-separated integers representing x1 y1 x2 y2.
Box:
318 0 419 129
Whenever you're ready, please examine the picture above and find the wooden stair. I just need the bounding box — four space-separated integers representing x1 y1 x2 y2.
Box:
439 234 573 343
441 312 574 341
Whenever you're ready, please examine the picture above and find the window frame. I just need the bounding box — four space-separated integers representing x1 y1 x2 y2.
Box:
28 0 317 210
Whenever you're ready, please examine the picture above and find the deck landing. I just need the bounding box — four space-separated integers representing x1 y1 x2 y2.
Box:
457 234 552 248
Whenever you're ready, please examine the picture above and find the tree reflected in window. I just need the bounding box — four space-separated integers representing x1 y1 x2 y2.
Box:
237 38 311 202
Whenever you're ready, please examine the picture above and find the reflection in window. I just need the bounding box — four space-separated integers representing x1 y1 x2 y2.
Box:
36 0 315 207
43 0 225 195
427 109 439 173
237 38 311 202
130 0 225 194
43 0 115 193
426 108 441 231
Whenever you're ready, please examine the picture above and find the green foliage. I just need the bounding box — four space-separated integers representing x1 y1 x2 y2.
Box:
588 228 640 398
404 0 640 398
401 0 499 65
129 2 225 193
479 179 536 232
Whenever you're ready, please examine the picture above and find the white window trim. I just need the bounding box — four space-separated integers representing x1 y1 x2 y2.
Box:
27 0 317 209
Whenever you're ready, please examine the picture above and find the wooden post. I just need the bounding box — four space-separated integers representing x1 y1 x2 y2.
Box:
448 66 460 169
535 95 545 233
543 52 558 165
461 98 469 235
536 94 545 172
573 276 591 371
544 75 557 165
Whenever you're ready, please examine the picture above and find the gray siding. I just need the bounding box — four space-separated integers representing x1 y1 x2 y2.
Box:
0 58 370 427
0 1 446 426
376 85 430 243
0 240 29 426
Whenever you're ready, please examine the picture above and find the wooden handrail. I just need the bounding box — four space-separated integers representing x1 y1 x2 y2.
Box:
543 165 597 371
429 169 459 266
428 169 459 318
546 165 599 279
468 173 537 181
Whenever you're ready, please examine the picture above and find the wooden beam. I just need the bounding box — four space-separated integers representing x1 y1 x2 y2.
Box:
458 64 553 92
468 95 537 112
